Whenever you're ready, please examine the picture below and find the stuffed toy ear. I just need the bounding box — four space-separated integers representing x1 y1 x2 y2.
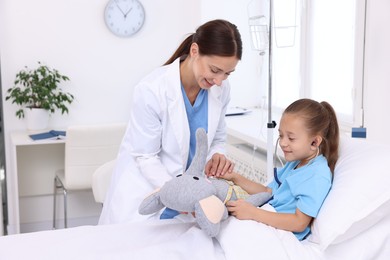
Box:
138 189 165 215
194 195 228 237
186 128 208 177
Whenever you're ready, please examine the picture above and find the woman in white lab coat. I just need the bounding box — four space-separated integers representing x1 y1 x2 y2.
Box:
99 19 242 224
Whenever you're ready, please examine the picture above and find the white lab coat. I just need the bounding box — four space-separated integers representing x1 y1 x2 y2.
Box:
99 58 231 225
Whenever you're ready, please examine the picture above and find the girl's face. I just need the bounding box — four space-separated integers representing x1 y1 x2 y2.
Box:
278 113 318 164
190 43 239 89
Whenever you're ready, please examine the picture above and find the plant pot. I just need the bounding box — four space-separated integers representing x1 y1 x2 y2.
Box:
25 108 50 131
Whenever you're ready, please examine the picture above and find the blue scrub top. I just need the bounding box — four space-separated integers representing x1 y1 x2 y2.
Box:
181 85 208 169
268 155 332 240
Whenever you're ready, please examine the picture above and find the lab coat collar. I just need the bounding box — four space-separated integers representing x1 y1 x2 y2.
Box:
166 59 190 169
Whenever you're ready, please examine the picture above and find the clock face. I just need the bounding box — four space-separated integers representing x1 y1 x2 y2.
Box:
104 0 145 37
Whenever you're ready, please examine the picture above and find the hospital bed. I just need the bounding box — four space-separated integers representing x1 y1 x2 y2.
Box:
0 136 389 259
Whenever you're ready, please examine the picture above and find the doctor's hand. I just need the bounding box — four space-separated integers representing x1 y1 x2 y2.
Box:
205 153 234 178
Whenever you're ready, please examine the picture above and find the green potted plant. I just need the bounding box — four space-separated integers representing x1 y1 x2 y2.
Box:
5 62 74 130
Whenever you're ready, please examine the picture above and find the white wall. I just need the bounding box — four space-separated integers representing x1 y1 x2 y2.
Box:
363 0 390 143
0 0 201 130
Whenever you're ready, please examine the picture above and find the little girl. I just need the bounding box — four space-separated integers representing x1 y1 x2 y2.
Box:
214 98 339 240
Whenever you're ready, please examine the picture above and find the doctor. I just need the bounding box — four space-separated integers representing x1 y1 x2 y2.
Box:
99 19 242 224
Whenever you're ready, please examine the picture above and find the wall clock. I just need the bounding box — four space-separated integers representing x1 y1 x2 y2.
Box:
104 0 145 37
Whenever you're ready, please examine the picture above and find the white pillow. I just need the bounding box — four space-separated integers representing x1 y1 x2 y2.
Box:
309 136 390 250
322 214 390 259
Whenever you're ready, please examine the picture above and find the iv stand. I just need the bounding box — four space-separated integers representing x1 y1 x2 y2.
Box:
266 0 277 184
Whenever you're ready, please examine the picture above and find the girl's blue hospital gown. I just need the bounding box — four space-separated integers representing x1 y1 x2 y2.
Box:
268 155 332 240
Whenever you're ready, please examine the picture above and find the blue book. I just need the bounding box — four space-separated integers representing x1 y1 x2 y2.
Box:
29 130 66 141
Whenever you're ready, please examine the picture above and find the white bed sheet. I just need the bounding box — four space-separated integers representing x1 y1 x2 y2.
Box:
0 216 320 260
0 214 388 260
217 217 322 260
0 219 223 260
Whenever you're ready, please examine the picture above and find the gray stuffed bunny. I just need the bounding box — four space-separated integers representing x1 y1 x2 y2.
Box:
138 128 271 237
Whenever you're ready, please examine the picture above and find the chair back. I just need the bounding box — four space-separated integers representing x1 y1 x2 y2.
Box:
92 159 116 203
64 123 126 190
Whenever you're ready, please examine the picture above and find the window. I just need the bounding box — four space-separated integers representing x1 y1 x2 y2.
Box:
271 0 365 128
271 0 301 114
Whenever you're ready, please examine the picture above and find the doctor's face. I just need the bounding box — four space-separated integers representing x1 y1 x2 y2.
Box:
192 49 239 89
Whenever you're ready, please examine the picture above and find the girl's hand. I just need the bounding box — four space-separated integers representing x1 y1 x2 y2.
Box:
205 153 234 177
226 199 256 220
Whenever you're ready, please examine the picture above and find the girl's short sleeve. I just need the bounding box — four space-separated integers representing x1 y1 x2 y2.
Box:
290 170 332 217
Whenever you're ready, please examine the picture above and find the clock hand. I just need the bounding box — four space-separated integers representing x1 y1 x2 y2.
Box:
114 1 127 17
124 7 133 19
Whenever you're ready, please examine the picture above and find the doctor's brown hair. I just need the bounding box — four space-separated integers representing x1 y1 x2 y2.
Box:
164 19 242 65
283 98 340 173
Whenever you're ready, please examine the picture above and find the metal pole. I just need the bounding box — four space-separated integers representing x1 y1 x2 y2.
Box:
266 0 276 184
